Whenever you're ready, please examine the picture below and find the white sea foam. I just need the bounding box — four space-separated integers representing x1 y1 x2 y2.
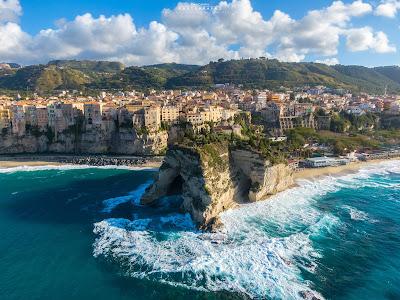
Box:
101 181 153 213
349 208 370 222
342 205 378 223
94 181 336 298
93 160 400 299
0 164 158 174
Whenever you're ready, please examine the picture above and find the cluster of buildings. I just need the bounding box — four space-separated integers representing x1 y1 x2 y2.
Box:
0 91 238 138
0 101 102 137
0 85 399 138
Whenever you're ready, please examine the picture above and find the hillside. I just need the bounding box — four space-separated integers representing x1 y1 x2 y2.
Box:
0 59 399 94
47 60 125 73
87 63 200 91
0 65 90 93
142 63 199 75
374 66 400 85
88 66 167 90
166 59 400 93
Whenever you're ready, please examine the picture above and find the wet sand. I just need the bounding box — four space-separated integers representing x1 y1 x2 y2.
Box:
0 160 61 168
0 155 162 169
294 159 399 180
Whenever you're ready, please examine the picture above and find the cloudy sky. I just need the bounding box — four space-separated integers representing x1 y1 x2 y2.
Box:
0 0 399 66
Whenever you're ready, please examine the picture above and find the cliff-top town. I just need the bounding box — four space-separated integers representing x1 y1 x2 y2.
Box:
1 85 400 161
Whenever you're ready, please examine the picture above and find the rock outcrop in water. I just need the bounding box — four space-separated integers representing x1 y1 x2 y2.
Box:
141 143 294 230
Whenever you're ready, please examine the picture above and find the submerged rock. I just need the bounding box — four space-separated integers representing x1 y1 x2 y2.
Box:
141 142 294 230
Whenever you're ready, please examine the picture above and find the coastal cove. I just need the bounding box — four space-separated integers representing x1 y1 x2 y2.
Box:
2 0 400 298
0 160 399 299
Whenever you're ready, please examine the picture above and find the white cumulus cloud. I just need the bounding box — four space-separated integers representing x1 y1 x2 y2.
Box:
0 0 21 23
0 0 396 65
375 0 400 18
345 27 396 53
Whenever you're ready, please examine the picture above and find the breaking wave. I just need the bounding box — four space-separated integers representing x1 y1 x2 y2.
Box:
102 181 153 213
92 160 400 299
342 205 378 223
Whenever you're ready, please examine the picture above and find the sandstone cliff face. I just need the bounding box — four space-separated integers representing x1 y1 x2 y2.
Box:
0 130 168 155
141 143 294 230
231 149 294 202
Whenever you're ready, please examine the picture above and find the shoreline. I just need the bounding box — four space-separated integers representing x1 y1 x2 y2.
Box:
294 158 400 180
0 154 163 169
0 155 399 176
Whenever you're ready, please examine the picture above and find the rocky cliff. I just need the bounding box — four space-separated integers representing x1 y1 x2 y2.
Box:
0 129 168 155
141 143 294 230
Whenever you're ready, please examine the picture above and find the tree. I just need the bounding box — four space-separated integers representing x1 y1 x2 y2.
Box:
315 108 327 117
333 140 346 155
288 132 305 150
330 114 350 133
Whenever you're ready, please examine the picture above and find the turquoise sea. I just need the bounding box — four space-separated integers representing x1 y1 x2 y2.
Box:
0 162 400 300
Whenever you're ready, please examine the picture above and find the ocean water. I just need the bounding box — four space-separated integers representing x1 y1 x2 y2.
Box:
1 162 400 299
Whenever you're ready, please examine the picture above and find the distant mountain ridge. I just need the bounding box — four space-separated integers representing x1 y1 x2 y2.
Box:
166 59 400 94
0 59 399 94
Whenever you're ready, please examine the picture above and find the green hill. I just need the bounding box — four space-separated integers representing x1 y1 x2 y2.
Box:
0 65 90 93
89 63 200 91
88 66 166 90
0 59 398 94
167 59 400 93
48 60 125 73
374 66 400 85
142 63 199 75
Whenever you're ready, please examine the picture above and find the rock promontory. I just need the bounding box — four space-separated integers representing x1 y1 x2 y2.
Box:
141 142 294 230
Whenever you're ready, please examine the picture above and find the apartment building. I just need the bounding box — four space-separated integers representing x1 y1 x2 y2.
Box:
144 106 161 130
83 103 101 126
10 105 26 136
23 105 38 126
36 106 48 129
161 105 180 124
279 103 315 131
48 103 74 133
208 106 223 122
261 102 281 123
185 112 204 126
0 106 10 129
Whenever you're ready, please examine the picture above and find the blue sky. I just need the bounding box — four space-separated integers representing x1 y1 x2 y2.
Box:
1 0 400 66
19 0 338 33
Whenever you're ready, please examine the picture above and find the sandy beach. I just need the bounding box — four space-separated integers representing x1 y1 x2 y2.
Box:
0 155 162 169
0 155 398 176
0 160 62 168
294 158 399 180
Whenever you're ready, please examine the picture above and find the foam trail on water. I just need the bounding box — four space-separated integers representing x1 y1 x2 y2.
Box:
102 181 153 213
93 160 400 299
342 205 378 223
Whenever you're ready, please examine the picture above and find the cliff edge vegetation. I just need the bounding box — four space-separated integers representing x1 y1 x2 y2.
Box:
141 139 294 231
